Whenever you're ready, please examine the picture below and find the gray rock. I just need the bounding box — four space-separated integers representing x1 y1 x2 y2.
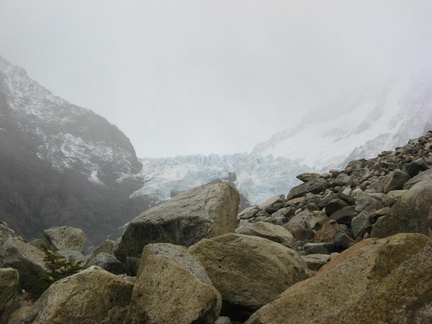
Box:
301 254 331 271
402 158 429 177
403 168 432 190
258 194 285 214
0 221 18 246
238 206 260 220
324 198 348 216
21 266 134 324
382 190 407 207
287 177 329 200
351 211 372 238
282 210 311 232
235 221 298 250
189 233 309 322
114 181 240 269
355 191 384 213
86 252 130 275
371 176 432 238
383 170 411 193
296 173 321 183
331 173 351 187
333 232 356 251
0 268 19 323
86 240 115 260
126 243 221 324
329 206 356 227
303 242 334 255
0 237 48 298
31 226 86 253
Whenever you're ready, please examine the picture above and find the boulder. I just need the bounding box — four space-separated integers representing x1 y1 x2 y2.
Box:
21 266 134 324
189 233 310 322
292 228 315 241
371 177 432 238
86 240 115 261
85 252 130 275
296 172 321 183
383 169 411 193
0 237 48 298
258 194 285 214
114 182 240 270
235 221 297 250
382 189 407 207
238 206 260 220
287 177 329 200
0 268 19 323
0 221 18 245
303 242 334 255
351 211 372 238
329 205 356 227
324 198 348 216
337 240 432 323
126 243 221 324
31 226 86 253
403 168 432 190
301 254 331 271
282 211 307 232
402 157 429 177
355 190 384 213
245 233 431 324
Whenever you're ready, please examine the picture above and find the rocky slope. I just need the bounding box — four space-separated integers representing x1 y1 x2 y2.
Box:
252 70 432 171
1 131 431 323
0 56 149 247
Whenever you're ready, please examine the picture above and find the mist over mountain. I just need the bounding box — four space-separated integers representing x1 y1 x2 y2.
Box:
1 55 431 246
131 71 432 206
0 56 149 247
252 70 432 171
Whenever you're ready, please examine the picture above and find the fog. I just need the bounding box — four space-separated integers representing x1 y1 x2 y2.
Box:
1 0 431 157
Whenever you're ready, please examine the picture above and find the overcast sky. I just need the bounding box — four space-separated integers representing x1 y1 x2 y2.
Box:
0 0 431 157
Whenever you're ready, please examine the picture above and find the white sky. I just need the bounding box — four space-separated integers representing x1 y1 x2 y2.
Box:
0 0 431 157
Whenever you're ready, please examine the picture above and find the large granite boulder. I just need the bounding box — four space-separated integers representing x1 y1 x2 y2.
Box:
31 226 86 253
0 237 48 298
0 267 19 323
21 266 134 324
189 233 310 322
235 221 298 250
245 233 431 323
114 181 240 270
371 176 432 238
337 240 432 323
126 243 221 324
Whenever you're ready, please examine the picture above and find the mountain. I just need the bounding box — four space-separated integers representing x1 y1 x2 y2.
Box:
252 71 432 171
0 56 149 247
131 154 310 205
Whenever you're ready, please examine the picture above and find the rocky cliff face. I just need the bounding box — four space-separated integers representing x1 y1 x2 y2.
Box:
0 56 149 247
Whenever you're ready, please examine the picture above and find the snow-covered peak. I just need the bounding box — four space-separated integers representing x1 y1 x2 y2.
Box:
252 71 432 171
0 55 142 183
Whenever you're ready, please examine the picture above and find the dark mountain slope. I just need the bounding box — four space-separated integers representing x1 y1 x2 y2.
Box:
0 57 149 247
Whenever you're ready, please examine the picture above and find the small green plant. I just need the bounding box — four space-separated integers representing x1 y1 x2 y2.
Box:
40 245 84 285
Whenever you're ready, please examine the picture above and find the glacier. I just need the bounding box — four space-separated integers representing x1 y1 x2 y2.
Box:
131 154 310 205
